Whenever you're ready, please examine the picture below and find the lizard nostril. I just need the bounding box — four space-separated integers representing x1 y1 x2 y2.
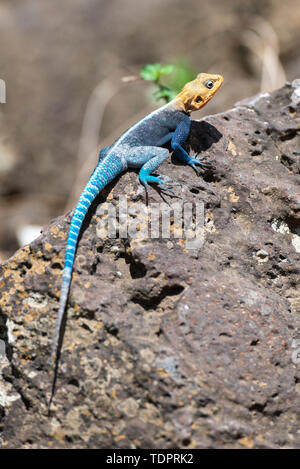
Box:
195 96 203 103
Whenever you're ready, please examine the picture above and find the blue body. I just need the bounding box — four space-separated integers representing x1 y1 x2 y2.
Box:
51 102 207 360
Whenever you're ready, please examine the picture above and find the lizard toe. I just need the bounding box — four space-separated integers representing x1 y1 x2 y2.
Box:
189 156 212 170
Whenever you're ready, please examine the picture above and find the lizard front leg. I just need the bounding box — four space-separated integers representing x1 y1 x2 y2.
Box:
171 119 211 175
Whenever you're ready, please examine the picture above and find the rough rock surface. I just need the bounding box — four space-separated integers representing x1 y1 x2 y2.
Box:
0 82 299 449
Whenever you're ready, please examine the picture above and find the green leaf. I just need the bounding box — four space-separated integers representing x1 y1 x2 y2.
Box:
140 60 196 104
159 65 174 76
154 86 177 103
140 63 162 81
163 59 196 93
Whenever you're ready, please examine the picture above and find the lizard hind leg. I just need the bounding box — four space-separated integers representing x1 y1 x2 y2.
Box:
126 146 180 191
98 146 110 163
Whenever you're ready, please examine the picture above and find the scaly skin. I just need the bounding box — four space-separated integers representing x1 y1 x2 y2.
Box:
50 73 224 371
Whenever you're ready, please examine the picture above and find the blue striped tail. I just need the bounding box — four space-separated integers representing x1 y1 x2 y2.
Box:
50 153 124 361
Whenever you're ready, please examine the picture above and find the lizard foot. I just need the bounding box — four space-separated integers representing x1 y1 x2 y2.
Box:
140 174 181 204
188 154 212 175
157 175 181 191
140 174 180 190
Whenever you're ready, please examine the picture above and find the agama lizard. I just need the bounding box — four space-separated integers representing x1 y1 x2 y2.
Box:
50 72 224 364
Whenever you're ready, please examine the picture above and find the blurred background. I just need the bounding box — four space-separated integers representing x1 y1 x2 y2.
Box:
0 0 299 260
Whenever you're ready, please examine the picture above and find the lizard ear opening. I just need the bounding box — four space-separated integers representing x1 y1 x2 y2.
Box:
190 94 204 110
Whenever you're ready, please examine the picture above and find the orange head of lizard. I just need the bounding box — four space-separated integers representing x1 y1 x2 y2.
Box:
172 73 224 113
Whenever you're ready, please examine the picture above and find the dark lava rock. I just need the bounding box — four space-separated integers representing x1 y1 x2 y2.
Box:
0 81 299 449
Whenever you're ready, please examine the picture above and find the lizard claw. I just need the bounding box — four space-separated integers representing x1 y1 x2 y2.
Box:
157 178 183 200
140 174 181 203
157 185 183 200
188 154 212 174
190 163 200 175
158 175 181 190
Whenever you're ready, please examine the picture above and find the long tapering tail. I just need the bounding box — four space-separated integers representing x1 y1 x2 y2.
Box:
50 152 124 363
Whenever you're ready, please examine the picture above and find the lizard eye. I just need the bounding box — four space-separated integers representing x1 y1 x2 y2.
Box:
205 80 214 89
